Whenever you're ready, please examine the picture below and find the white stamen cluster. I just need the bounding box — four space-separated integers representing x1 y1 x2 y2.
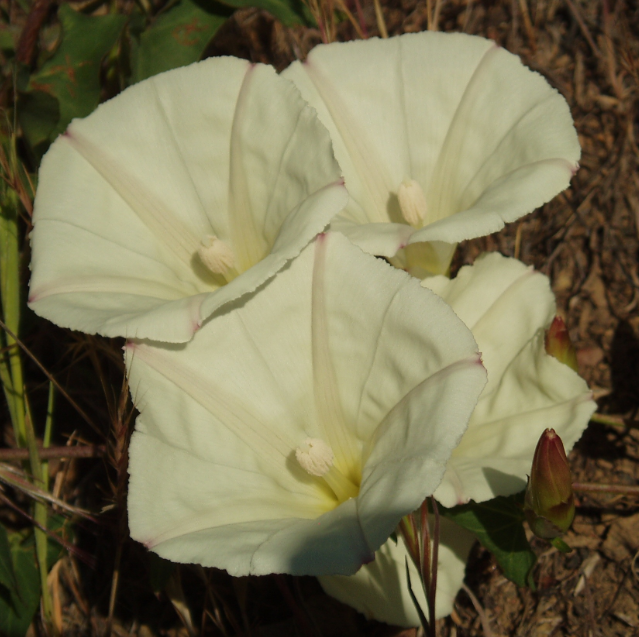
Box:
197 235 235 275
295 437 334 477
398 179 428 228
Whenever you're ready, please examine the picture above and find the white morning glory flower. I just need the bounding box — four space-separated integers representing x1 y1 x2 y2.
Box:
29 57 348 342
126 232 487 576
425 252 596 507
320 518 475 626
319 252 595 626
283 32 580 276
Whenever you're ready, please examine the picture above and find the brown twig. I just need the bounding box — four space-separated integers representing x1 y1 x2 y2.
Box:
573 482 639 496
15 0 57 67
519 0 536 50
333 0 364 39
0 444 106 461
564 0 601 57
0 489 96 566
602 0 624 100
461 583 494 637
351 0 368 38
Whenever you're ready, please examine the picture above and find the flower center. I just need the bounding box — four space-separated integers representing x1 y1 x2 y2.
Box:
197 235 236 278
295 437 359 503
398 178 427 228
296 437 334 476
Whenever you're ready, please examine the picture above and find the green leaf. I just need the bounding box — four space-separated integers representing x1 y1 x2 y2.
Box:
20 514 71 569
0 24 20 51
17 90 60 153
0 524 19 610
0 516 71 637
20 5 126 151
0 531 41 637
216 0 309 26
440 492 537 589
131 0 229 83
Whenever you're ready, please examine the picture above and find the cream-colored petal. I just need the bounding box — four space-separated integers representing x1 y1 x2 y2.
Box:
319 519 475 626
283 33 494 227
423 254 595 507
307 234 487 551
127 232 485 575
437 331 595 506
283 32 579 267
329 215 414 258
357 357 486 552
423 252 556 392
30 57 346 342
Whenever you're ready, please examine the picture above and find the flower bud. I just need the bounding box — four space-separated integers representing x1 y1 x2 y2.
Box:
524 428 575 539
545 316 578 372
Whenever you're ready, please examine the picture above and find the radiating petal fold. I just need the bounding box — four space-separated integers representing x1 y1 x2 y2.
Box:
319 519 475 626
127 232 485 575
422 253 596 506
283 32 579 274
30 57 347 342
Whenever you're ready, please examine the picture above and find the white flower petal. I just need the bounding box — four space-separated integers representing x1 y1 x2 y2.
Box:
423 253 596 506
357 357 486 552
424 252 555 389
127 232 486 575
283 32 579 272
438 331 596 505
30 57 347 342
329 217 414 259
319 519 475 627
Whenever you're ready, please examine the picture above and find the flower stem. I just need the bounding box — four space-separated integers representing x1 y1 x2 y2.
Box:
398 498 441 636
590 412 638 429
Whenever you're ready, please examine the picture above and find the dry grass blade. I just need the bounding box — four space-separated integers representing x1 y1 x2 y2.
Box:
564 0 601 57
333 0 365 39
461 583 494 637
373 0 388 37
517 0 536 50
0 318 102 437
0 489 96 567
0 462 98 520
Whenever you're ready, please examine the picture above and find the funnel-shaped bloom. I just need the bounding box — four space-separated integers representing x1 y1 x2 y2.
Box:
320 519 475 626
424 253 595 506
524 428 575 539
126 232 486 576
283 32 580 276
29 58 348 342
319 253 594 628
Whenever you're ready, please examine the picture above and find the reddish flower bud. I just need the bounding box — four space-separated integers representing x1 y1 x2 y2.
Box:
545 316 578 372
524 428 575 539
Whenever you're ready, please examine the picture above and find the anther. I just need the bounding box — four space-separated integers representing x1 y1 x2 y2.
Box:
197 235 235 276
295 438 334 477
398 179 427 227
